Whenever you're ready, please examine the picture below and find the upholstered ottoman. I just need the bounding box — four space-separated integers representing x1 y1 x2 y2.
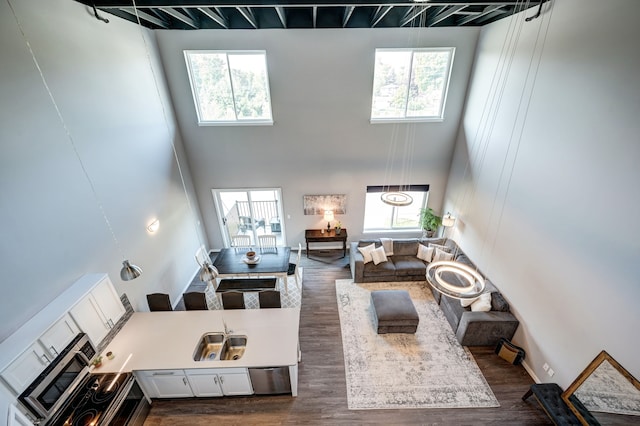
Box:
371 290 419 334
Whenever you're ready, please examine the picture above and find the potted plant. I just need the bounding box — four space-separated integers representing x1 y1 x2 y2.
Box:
92 356 103 368
335 221 342 235
419 208 442 238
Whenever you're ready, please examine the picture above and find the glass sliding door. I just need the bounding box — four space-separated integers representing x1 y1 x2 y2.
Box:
212 188 285 248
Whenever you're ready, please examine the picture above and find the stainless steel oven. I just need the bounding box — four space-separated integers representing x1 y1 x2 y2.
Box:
18 333 149 426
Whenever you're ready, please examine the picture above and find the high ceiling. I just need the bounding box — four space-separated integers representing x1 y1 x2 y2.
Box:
75 0 545 30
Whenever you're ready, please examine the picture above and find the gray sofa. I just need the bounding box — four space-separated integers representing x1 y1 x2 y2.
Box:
349 237 519 346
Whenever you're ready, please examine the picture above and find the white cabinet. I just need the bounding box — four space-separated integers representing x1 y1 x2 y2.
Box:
137 370 193 398
69 277 125 346
39 314 79 358
1 342 51 394
139 368 253 399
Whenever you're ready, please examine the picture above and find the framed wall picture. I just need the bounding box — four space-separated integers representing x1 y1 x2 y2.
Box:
303 194 347 215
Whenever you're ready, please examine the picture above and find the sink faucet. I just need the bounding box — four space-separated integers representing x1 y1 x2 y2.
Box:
222 318 232 336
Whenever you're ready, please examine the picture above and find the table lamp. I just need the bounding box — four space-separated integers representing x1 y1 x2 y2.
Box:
324 210 334 231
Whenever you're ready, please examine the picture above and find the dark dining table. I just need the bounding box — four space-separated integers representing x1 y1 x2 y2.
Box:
212 246 291 293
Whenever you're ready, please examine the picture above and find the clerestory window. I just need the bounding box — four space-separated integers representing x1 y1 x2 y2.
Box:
184 50 273 125
363 185 429 232
370 48 455 122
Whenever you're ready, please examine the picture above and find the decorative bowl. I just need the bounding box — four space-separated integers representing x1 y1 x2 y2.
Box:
246 251 256 260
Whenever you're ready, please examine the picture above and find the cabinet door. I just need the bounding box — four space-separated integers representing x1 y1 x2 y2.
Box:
92 277 125 327
69 295 110 346
185 372 223 397
1 342 50 394
138 370 193 398
219 371 253 396
39 313 79 358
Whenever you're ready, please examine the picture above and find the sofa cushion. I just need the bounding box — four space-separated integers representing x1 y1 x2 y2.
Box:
429 243 451 253
393 239 420 256
433 247 454 262
393 256 427 276
470 293 492 312
417 244 434 262
363 260 396 277
358 243 376 264
371 246 388 265
491 292 510 312
455 253 475 267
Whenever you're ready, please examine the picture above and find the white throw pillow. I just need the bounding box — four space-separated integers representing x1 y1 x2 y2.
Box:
371 246 388 265
433 247 454 262
417 244 434 262
470 293 492 312
358 243 376 264
460 297 478 308
429 243 451 253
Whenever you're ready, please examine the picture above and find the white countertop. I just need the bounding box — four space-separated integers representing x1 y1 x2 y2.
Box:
93 309 300 373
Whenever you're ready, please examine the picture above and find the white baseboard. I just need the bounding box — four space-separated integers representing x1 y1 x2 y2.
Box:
522 359 541 384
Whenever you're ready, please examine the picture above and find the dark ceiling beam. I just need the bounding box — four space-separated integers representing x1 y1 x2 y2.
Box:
371 5 393 27
160 7 199 27
457 4 501 25
400 5 430 27
275 6 287 28
342 5 355 27
236 6 258 28
197 6 229 27
119 7 169 27
427 4 466 26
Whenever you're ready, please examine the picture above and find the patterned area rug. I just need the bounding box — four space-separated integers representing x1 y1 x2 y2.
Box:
336 279 499 410
204 268 302 309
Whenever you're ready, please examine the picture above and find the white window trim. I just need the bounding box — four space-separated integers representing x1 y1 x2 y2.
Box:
184 50 274 126
370 47 455 123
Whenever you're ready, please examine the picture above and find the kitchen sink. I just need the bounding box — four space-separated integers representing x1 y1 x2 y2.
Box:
193 333 247 361
219 336 248 361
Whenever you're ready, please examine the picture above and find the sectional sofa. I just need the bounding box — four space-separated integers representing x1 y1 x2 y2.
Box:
349 238 519 346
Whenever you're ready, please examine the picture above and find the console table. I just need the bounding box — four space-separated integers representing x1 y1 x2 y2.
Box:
305 229 348 258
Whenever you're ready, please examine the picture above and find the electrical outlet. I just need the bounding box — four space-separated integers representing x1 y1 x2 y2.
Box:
548 368 555 377
543 363 549 372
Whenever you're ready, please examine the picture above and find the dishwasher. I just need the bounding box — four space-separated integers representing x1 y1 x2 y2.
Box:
248 367 292 395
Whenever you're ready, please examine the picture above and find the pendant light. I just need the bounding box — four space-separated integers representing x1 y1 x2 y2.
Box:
8 0 142 281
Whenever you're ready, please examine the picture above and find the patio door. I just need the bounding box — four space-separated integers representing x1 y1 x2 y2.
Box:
212 188 285 248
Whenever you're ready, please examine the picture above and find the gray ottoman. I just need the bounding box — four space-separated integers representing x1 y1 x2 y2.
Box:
371 290 419 334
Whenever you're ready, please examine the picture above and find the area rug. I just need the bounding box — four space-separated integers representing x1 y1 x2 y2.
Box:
336 279 499 410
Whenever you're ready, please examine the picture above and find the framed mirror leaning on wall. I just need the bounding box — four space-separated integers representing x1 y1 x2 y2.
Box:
562 350 640 425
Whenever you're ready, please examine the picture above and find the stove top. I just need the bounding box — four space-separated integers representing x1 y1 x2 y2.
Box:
47 372 132 426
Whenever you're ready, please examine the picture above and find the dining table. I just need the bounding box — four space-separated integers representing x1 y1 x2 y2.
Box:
212 246 292 294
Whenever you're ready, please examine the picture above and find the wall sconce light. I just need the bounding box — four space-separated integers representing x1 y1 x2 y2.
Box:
147 219 160 233
324 210 334 231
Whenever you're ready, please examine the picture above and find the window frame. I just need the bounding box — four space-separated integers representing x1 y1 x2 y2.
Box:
370 47 455 124
363 185 430 233
184 50 274 126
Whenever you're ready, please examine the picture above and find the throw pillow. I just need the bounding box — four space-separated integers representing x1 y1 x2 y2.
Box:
460 297 478 308
417 244 434 262
429 243 451 253
470 293 492 312
358 243 376 264
433 247 454 262
491 292 510 312
371 246 388 265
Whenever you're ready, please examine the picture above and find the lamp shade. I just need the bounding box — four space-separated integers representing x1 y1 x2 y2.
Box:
442 213 456 227
324 210 334 222
120 260 142 281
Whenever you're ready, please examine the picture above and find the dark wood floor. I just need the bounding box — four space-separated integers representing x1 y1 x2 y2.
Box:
144 250 551 425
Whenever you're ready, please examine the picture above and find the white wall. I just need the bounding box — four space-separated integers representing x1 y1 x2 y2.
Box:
445 0 640 387
155 27 480 248
0 0 204 344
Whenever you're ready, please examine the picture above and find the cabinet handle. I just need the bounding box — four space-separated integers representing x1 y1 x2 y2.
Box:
40 355 50 364
220 377 224 384
152 372 175 376
214 377 218 384
50 346 59 356
183 378 187 386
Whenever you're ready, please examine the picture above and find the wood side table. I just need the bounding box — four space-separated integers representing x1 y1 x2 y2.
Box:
305 229 348 258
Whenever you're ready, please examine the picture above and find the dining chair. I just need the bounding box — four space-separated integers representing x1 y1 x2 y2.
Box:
258 234 277 252
147 293 172 311
182 292 208 311
231 235 252 252
221 291 245 310
287 243 302 288
258 290 281 308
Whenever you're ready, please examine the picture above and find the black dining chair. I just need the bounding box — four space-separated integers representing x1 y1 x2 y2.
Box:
146 293 172 311
183 292 208 311
258 290 281 308
221 291 245 310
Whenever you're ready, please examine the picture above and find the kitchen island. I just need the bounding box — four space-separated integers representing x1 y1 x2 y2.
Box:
93 308 300 396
